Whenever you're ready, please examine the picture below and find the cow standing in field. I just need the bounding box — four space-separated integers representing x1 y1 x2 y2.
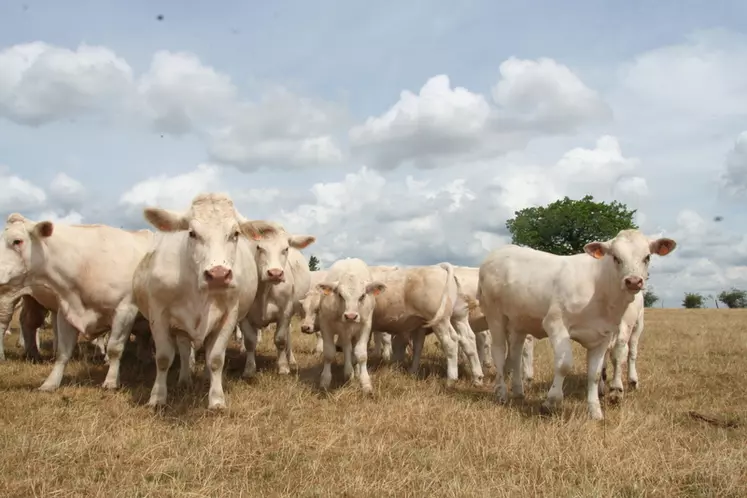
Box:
602 290 645 403
241 222 316 379
478 229 676 420
371 263 484 386
0 214 156 391
315 257 386 392
131 193 276 409
300 266 394 358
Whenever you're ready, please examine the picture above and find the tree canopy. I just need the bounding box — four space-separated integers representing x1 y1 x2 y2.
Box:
505 195 638 256
643 287 660 308
308 255 321 272
682 293 704 309
718 288 747 308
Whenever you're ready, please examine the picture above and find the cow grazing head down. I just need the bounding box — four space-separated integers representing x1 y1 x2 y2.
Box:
143 193 278 291
584 229 677 294
252 224 316 283
317 275 386 323
299 289 321 334
0 213 54 286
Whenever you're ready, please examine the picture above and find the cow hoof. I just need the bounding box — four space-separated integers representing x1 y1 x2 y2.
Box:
177 377 193 389
242 369 256 380
629 380 639 390
539 401 558 416
277 366 291 375
146 398 166 409
361 385 373 395
509 391 525 400
445 378 457 389
24 354 43 364
472 376 484 387
37 384 58 393
101 380 119 390
589 406 604 421
208 401 227 411
609 388 624 405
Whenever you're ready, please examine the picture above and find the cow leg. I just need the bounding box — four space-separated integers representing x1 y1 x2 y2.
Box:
240 318 259 379
319 327 336 391
0 326 5 361
256 327 263 344
451 317 484 386
408 328 427 376
628 316 644 390
235 326 246 353
372 330 383 357
20 297 45 362
508 331 528 399
314 331 324 355
430 322 460 388
474 330 489 370
176 335 193 387
380 332 392 361
586 343 608 420
50 312 59 358
522 335 534 383
342 332 354 382
487 313 509 403
102 303 139 390
354 322 374 394
609 336 627 404
539 316 575 415
391 332 408 367
147 314 175 408
205 320 234 410
91 333 109 363
274 313 293 375
38 315 78 392
135 332 154 365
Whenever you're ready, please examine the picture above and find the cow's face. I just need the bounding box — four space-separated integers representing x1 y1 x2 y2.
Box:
253 231 315 284
144 194 277 291
584 229 676 294
299 290 321 334
0 214 53 286
317 276 386 323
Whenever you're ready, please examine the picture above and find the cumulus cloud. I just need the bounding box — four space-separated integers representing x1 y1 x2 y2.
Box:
723 131 747 195
349 58 610 170
48 172 86 210
0 167 47 213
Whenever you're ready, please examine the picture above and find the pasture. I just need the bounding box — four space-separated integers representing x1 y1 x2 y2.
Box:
0 309 745 497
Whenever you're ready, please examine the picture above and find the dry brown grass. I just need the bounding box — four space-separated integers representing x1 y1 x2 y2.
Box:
0 309 745 497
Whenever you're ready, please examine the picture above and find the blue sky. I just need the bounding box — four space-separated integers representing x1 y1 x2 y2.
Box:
1 0 747 306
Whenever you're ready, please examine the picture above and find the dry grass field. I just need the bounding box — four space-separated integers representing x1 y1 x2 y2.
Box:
0 309 745 497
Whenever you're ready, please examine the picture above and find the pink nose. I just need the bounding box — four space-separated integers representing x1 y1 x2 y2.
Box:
300 324 313 334
343 312 359 321
204 266 233 285
267 268 284 280
624 276 643 290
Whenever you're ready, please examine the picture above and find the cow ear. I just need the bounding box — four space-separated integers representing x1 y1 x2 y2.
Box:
33 221 54 238
289 235 316 250
241 220 278 241
144 208 188 232
316 282 337 296
365 281 387 296
584 242 608 259
650 237 676 256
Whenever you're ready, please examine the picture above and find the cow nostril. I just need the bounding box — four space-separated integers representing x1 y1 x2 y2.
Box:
204 270 214 281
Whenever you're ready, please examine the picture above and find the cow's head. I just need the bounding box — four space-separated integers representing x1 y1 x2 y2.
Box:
317 274 386 323
251 225 316 284
144 193 278 291
584 229 677 294
299 289 322 334
0 213 54 286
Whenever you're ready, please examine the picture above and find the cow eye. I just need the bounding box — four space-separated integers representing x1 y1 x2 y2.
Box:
282 248 289 254
643 255 651 264
188 230 196 239
613 255 622 265
12 239 22 246
233 230 241 239
358 294 366 302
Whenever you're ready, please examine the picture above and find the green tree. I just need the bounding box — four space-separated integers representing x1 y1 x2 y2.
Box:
308 255 321 272
682 292 704 309
505 195 638 255
643 287 660 308
717 288 747 308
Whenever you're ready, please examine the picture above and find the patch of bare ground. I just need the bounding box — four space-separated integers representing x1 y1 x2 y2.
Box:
0 309 745 497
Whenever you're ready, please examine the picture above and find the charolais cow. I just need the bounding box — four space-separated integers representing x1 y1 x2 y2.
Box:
478 229 676 420
316 257 386 393
0 214 156 391
132 193 276 409
371 263 484 386
241 222 316 378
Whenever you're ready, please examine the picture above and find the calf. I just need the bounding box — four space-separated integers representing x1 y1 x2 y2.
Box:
478 229 675 420
132 193 275 409
601 291 645 403
316 257 386 392
0 214 155 391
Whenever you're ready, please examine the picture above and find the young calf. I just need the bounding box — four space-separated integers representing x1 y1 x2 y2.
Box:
478 229 676 420
316 258 386 393
132 193 275 409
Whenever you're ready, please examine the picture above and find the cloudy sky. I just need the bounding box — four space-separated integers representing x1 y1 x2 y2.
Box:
2 0 747 307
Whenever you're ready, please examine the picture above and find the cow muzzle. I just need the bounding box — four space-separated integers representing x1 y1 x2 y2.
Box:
343 312 360 322
266 268 285 283
624 276 644 292
204 265 233 288
300 323 315 334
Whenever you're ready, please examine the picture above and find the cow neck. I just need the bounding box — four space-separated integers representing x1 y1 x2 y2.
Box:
593 256 635 322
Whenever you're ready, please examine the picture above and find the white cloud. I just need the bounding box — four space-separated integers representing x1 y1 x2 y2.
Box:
0 166 47 212
349 58 610 170
119 163 223 212
36 210 84 224
0 42 134 126
48 172 85 210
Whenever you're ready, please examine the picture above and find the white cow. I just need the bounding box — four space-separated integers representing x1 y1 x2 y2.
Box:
300 266 394 358
241 222 316 378
478 229 676 420
0 214 155 391
132 193 275 409
602 291 645 402
316 257 386 393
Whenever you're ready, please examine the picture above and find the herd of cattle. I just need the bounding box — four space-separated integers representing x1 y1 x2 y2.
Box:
0 192 677 421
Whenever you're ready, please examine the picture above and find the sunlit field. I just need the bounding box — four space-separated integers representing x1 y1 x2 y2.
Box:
0 309 745 497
